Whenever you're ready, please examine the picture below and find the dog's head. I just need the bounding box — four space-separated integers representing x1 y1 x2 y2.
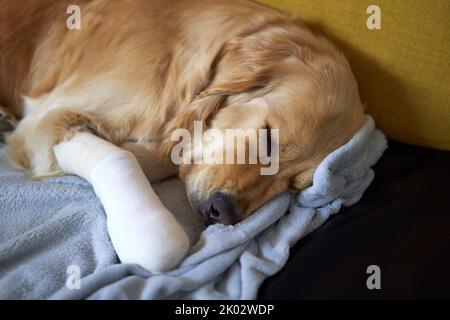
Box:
165 25 365 225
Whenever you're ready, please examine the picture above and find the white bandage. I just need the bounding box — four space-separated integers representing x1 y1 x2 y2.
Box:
54 132 190 272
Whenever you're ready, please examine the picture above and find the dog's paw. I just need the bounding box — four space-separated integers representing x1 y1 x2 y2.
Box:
0 106 17 143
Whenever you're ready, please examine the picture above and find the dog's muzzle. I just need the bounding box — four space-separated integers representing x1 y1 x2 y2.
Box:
199 191 237 225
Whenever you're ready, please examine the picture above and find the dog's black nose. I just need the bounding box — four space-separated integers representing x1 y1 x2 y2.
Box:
0 120 15 132
205 192 237 225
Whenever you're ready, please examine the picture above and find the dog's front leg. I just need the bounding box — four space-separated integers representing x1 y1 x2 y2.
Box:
5 107 108 178
120 141 178 183
54 132 190 272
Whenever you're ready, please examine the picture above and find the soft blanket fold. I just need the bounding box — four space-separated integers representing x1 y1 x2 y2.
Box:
0 115 387 299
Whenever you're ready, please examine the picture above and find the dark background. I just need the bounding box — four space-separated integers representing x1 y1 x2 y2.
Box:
259 141 450 299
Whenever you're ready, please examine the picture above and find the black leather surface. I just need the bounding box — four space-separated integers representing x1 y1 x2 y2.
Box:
259 141 450 299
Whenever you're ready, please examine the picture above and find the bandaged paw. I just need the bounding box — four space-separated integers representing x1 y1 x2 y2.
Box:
54 132 190 272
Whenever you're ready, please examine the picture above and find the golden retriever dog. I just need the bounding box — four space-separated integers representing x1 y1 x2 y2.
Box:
0 0 365 225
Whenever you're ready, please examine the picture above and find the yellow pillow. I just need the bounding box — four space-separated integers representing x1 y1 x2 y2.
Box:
258 0 450 150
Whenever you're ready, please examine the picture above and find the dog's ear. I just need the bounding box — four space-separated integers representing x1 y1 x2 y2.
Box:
160 92 227 157
161 30 297 156
207 31 295 94
163 35 279 131
170 93 226 130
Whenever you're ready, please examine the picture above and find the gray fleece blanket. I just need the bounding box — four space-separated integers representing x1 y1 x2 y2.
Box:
0 115 387 299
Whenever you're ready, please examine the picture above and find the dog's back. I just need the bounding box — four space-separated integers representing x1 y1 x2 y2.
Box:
0 1 75 117
0 0 280 119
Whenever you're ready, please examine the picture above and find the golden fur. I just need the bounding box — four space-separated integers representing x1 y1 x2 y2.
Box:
0 0 365 221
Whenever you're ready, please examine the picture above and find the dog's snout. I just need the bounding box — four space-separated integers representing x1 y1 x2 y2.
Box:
202 192 237 225
0 121 15 132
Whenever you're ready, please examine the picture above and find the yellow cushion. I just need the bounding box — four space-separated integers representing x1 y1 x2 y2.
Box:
259 0 450 150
